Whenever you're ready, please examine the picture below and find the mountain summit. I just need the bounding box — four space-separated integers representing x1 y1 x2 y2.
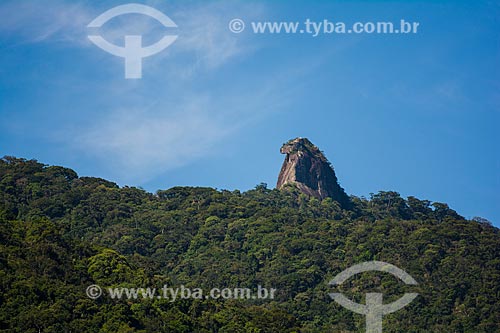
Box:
277 138 350 207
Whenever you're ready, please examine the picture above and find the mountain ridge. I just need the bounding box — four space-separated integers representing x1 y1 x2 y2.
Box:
0 155 498 332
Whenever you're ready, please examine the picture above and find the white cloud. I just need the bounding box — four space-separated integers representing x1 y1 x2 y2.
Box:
75 96 232 183
70 66 296 184
142 1 265 79
2 0 287 185
67 1 270 184
0 0 263 68
172 3 256 69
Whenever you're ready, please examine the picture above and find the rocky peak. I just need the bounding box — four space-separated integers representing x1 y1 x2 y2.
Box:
277 138 350 207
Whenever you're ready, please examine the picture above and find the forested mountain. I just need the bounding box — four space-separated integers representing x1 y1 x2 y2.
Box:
0 156 499 332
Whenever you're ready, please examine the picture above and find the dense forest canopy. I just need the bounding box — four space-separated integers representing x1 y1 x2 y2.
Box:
0 156 499 332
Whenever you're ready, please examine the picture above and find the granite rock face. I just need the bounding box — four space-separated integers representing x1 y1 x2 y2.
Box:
277 138 350 207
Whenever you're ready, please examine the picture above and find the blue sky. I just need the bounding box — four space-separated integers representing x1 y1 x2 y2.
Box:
0 0 499 225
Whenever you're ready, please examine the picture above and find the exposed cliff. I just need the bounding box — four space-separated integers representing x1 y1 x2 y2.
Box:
277 137 350 207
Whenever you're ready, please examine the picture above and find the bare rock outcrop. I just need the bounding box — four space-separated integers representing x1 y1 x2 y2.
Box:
277 138 350 207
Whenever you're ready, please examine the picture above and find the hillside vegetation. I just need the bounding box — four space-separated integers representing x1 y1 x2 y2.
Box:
0 157 499 332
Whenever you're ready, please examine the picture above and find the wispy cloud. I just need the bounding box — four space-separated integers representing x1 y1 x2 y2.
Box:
0 0 262 67
170 2 263 71
0 0 91 44
1 0 284 184
70 70 293 184
74 96 231 182
134 1 266 80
